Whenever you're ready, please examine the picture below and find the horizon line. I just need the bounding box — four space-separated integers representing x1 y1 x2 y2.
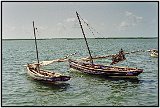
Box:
2 37 158 40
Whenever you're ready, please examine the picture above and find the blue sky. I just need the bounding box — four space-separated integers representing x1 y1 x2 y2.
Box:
2 2 158 39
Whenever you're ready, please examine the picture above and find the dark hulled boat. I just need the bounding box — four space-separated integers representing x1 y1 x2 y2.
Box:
69 59 143 77
68 12 143 78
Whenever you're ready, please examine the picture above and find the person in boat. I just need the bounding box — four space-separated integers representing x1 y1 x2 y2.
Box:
119 48 126 60
34 64 40 72
28 63 40 72
110 48 126 65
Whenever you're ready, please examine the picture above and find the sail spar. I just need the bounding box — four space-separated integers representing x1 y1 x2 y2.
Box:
32 21 40 72
76 11 94 64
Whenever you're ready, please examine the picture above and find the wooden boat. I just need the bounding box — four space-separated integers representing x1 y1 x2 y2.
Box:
151 52 158 57
26 21 71 82
69 59 143 77
68 12 143 78
148 49 158 57
27 64 70 82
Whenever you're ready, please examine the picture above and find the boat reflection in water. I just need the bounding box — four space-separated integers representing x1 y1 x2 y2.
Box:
28 76 70 91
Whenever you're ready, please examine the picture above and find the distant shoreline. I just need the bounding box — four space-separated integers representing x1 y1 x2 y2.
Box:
2 37 158 40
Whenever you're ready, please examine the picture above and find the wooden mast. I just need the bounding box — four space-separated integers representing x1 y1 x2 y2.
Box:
76 11 93 64
32 21 40 71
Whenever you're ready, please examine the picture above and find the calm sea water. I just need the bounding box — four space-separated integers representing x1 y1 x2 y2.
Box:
2 38 158 106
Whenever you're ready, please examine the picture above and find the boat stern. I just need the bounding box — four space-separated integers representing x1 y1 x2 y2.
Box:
47 76 71 82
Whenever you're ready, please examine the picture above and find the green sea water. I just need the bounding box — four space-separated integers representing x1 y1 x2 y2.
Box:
2 38 158 106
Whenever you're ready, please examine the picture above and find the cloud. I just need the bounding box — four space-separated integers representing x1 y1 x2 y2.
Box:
125 11 133 16
66 18 76 22
55 17 89 36
57 22 66 32
119 21 129 28
57 17 77 28
119 11 143 30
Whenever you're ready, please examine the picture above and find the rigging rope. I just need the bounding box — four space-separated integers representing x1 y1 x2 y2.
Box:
78 14 104 38
78 14 108 55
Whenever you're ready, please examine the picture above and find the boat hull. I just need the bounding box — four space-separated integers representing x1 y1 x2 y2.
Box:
26 66 71 82
69 59 143 77
151 53 158 57
148 49 158 57
69 68 138 78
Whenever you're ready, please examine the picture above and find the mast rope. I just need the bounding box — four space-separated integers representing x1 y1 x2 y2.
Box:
78 13 108 55
78 14 104 38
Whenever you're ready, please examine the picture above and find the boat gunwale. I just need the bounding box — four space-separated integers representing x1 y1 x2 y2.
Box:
26 66 71 82
69 59 143 73
26 65 70 78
